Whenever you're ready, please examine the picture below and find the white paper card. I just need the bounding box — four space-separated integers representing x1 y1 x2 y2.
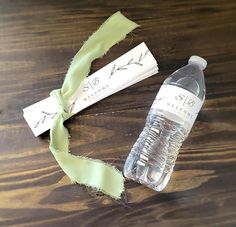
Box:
23 42 158 136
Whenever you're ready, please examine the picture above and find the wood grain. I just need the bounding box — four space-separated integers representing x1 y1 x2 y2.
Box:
0 0 236 226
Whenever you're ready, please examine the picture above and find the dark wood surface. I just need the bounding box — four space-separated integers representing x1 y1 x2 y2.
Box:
0 0 236 226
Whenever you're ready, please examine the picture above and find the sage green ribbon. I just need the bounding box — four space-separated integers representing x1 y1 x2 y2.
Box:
49 12 139 199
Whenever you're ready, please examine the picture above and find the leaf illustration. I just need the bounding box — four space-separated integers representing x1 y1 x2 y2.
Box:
41 115 46 124
34 111 58 129
139 53 143 62
109 50 149 79
111 64 116 75
34 121 40 129
128 58 133 64
144 49 149 56
118 66 127 70
157 96 165 101
42 111 50 115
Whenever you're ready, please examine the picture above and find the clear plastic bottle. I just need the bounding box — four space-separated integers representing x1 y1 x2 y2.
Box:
124 56 207 191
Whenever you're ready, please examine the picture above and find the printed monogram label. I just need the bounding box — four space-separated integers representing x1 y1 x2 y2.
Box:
152 85 203 126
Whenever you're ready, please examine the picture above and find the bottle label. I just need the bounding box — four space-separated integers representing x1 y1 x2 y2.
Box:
152 85 204 127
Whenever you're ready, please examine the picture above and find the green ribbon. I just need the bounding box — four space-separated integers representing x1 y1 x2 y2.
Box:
49 12 139 199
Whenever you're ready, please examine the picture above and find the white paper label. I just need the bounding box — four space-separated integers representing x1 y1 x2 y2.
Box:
152 85 203 127
23 42 158 136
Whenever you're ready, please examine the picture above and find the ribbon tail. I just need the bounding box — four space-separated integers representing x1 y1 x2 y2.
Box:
49 113 124 199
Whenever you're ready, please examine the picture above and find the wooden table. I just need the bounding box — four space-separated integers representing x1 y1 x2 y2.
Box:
0 1 236 226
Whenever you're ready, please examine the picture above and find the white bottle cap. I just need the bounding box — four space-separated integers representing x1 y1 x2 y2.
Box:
188 55 207 70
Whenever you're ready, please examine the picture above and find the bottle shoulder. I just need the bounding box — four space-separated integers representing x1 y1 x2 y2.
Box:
163 64 205 100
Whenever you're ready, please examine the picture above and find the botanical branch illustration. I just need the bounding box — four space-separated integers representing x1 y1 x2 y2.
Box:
34 111 57 129
109 49 149 79
60 49 150 113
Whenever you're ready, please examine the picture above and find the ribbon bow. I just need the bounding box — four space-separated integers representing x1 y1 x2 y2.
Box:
49 12 139 199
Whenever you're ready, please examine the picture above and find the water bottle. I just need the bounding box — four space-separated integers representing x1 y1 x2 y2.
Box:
124 56 207 191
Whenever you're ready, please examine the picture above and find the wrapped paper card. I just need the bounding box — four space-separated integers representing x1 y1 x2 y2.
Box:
23 42 158 136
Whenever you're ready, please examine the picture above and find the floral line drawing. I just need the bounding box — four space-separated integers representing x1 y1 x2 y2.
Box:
34 111 57 129
58 49 150 113
109 49 149 79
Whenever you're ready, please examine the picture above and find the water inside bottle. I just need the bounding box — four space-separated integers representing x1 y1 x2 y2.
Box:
124 56 207 191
